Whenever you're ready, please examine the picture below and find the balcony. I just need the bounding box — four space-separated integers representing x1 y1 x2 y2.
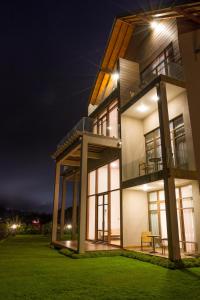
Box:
58 117 93 149
140 58 184 90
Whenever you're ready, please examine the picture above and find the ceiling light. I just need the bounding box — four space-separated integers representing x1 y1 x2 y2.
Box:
112 72 119 81
152 95 159 102
111 162 118 168
150 20 165 32
142 184 150 192
137 104 149 113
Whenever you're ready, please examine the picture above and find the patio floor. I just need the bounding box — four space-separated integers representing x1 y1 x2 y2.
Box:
53 240 120 252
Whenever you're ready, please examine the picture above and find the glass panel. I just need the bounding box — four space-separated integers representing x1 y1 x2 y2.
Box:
98 195 103 205
160 202 166 210
149 192 157 202
109 106 118 138
98 166 108 193
110 160 120 190
181 185 192 198
159 191 165 201
98 205 103 230
88 196 95 240
182 199 193 209
93 123 97 134
150 212 159 235
149 203 157 210
104 203 108 231
88 171 96 195
183 209 195 243
104 194 108 205
160 210 167 239
110 191 120 243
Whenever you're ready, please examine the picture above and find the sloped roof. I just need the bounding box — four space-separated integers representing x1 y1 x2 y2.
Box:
89 1 200 105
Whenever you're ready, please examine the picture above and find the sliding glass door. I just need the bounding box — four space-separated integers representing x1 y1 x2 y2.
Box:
97 194 108 242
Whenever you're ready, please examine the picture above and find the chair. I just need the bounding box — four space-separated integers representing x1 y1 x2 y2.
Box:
141 231 152 251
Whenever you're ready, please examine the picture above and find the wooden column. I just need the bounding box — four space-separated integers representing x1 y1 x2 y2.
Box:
51 161 61 243
78 135 88 253
157 81 181 261
72 173 78 240
60 177 67 240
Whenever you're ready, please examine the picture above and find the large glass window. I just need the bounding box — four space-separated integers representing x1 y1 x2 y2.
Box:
93 100 119 138
87 159 120 245
148 185 196 253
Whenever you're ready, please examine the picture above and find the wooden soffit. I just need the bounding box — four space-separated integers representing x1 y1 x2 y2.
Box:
89 19 134 105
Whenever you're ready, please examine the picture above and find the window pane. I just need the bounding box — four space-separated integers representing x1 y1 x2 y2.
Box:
110 160 120 190
160 210 167 239
88 196 95 240
150 212 159 235
159 191 165 201
149 192 157 202
109 107 118 138
98 166 108 193
149 203 157 210
181 185 192 198
110 191 120 245
182 198 193 209
88 171 96 195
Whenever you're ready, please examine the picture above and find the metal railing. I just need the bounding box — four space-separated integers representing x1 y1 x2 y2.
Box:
58 117 93 148
140 57 184 89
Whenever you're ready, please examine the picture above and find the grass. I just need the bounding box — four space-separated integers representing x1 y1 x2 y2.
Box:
1 236 200 299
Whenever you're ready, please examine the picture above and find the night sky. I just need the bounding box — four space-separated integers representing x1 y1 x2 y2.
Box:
0 0 186 213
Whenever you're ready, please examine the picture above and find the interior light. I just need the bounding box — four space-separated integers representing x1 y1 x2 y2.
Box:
142 184 150 192
111 162 118 168
66 224 72 230
137 104 149 113
112 72 119 81
152 95 159 102
107 126 112 130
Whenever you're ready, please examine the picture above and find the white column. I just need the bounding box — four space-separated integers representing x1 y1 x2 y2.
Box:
78 135 88 253
192 181 200 252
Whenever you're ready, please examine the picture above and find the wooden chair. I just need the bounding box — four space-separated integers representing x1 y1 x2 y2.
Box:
141 231 152 251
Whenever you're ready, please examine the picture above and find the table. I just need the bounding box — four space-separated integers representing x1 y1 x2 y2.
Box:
149 157 161 171
148 235 161 253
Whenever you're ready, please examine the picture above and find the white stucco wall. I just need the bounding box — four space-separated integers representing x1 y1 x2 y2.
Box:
121 116 145 181
123 189 149 247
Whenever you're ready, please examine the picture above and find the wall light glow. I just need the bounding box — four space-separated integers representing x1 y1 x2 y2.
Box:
150 20 165 32
112 72 119 81
151 95 159 102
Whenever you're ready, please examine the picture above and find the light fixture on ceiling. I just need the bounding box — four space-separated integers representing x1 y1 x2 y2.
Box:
150 20 158 29
137 104 149 113
151 95 160 102
111 161 118 168
142 184 150 192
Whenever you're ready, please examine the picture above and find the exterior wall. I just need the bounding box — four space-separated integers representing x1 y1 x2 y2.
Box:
125 19 180 72
192 181 200 251
178 27 200 178
121 115 145 181
123 189 148 247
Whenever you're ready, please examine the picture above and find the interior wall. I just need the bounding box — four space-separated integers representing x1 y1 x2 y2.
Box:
123 189 149 247
121 115 145 181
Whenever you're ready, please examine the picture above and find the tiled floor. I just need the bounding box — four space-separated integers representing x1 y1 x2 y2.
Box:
53 240 119 251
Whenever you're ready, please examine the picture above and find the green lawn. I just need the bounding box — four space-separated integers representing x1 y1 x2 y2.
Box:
0 236 200 299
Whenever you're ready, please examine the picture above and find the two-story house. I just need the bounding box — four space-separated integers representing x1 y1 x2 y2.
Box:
51 2 200 261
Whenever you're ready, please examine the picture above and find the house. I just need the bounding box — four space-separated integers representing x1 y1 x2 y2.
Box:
51 2 200 261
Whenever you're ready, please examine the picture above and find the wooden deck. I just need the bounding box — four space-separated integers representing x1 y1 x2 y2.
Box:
53 240 120 252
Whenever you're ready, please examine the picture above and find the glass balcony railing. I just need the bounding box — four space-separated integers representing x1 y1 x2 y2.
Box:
58 117 93 148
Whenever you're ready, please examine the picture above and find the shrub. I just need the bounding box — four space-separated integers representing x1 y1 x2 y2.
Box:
0 222 8 239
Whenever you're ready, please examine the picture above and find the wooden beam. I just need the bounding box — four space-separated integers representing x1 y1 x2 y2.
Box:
60 177 67 240
51 162 61 242
72 150 101 160
62 160 80 167
157 81 181 261
72 174 78 240
174 7 200 25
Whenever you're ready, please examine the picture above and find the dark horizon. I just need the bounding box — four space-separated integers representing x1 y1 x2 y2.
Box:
0 0 189 213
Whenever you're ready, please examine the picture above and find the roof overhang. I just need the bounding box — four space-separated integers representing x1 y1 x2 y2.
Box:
89 1 200 106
